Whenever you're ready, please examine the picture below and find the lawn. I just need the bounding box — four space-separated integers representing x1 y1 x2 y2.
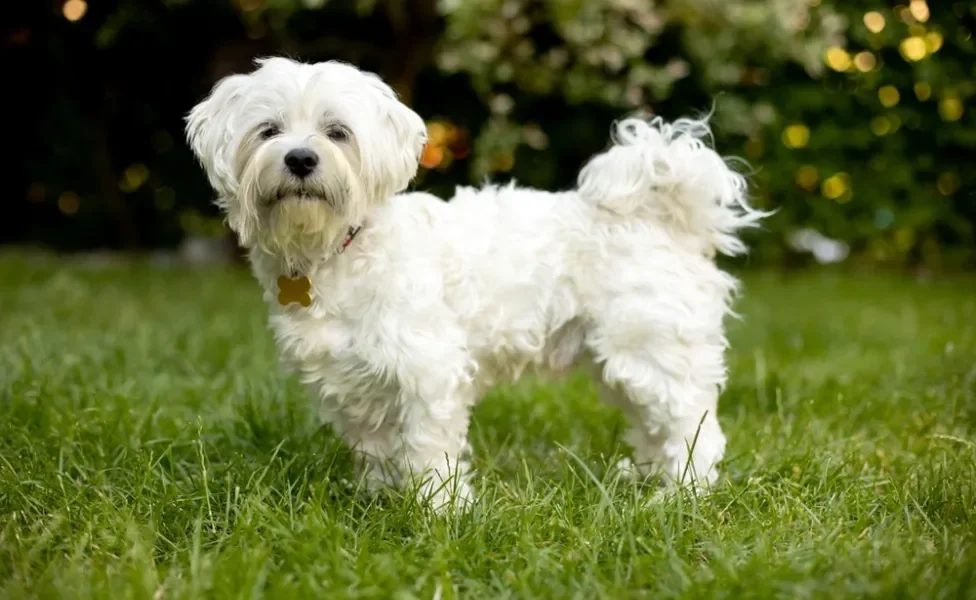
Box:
1 252 974 599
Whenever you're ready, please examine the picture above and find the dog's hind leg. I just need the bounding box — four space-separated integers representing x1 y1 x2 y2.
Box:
587 305 729 492
600 379 726 491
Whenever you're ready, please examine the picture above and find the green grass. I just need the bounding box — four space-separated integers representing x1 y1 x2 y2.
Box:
1 252 975 599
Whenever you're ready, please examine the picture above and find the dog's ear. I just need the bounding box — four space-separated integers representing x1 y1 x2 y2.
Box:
359 74 428 198
185 73 251 200
185 73 261 245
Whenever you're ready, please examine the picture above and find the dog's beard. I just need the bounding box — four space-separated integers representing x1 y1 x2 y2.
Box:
238 144 367 272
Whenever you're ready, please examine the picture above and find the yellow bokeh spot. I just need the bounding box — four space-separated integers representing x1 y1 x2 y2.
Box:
863 11 885 33
426 122 448 146
895 228 916 251
888 114 902 133
795 165 819 191
878 86 901 108
899 37 928 62
937 172 960 196
939 96 964 122
870 116 892 136
58 191 80 215
119 164 150 192
909 0 930 23
924 31 944 53
63 0 87 21
744 136 764 159
914 82 932 101
491 152 515 172
822 173 851 201
854 51 877 72
899 7 916 25
824 47 851 72
908 24 926 37
782 124 811 149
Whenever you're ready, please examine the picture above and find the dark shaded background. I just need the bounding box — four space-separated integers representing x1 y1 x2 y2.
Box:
5 0 975 268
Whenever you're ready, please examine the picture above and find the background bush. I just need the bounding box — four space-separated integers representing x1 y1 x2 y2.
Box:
6 0 975 268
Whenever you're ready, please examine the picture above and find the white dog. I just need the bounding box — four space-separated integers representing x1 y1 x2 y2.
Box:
185 57 766 510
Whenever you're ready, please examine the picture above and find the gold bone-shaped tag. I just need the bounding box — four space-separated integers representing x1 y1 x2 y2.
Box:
277 275 312 307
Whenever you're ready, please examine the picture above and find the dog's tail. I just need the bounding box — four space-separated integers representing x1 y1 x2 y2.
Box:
576 115 770 257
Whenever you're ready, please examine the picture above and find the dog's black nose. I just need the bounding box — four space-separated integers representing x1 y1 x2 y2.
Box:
284 148 319 178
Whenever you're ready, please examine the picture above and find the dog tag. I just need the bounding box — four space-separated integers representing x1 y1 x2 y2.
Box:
277 275 312 307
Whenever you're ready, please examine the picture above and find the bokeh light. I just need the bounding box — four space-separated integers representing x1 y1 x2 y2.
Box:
937 172 960 195
925 31 944 53
899 37 928 62
490 153 515 172
863 11 886 33
878 86 901 108
899 6 917 25
795 165 819 191
62 0 87 21
822 173 852 202
870 116 892 136
914 82 932 101
782 124 811 148
939 96 964 122
824 47 852 71
909 0 930 23
119 164 150 192
854 51 877 72
58 192 80 215
744 136 764 159
419 120 469 170
420 144 444 169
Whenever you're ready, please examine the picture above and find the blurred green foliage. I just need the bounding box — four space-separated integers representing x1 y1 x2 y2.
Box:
431 0 975 268
9 0 975 268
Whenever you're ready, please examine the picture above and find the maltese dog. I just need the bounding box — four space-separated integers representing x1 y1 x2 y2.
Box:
185 57 766 511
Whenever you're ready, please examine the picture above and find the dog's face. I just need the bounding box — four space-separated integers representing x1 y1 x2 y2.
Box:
185 57 426 258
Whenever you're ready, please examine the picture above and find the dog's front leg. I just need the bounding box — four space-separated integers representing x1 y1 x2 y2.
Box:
396 391 475 512
352 310 477 513
333 395 474 513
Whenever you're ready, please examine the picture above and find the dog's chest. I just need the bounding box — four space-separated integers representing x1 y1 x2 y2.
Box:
269 311 375 388
269 309 405 428
270 309 349 359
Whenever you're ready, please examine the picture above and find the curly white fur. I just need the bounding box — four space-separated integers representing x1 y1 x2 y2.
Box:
185 57 767 511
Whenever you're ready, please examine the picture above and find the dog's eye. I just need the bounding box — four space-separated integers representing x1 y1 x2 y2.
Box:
260 125 281 140
326 126 349 142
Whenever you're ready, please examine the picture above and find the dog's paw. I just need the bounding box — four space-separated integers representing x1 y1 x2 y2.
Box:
418 478 475 516
611 457 640 481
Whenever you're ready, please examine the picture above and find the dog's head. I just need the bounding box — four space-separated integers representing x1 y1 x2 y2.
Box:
185 57 426 261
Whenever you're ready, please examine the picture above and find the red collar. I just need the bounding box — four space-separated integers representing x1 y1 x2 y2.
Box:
338 225 362 254
280 224 365 281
